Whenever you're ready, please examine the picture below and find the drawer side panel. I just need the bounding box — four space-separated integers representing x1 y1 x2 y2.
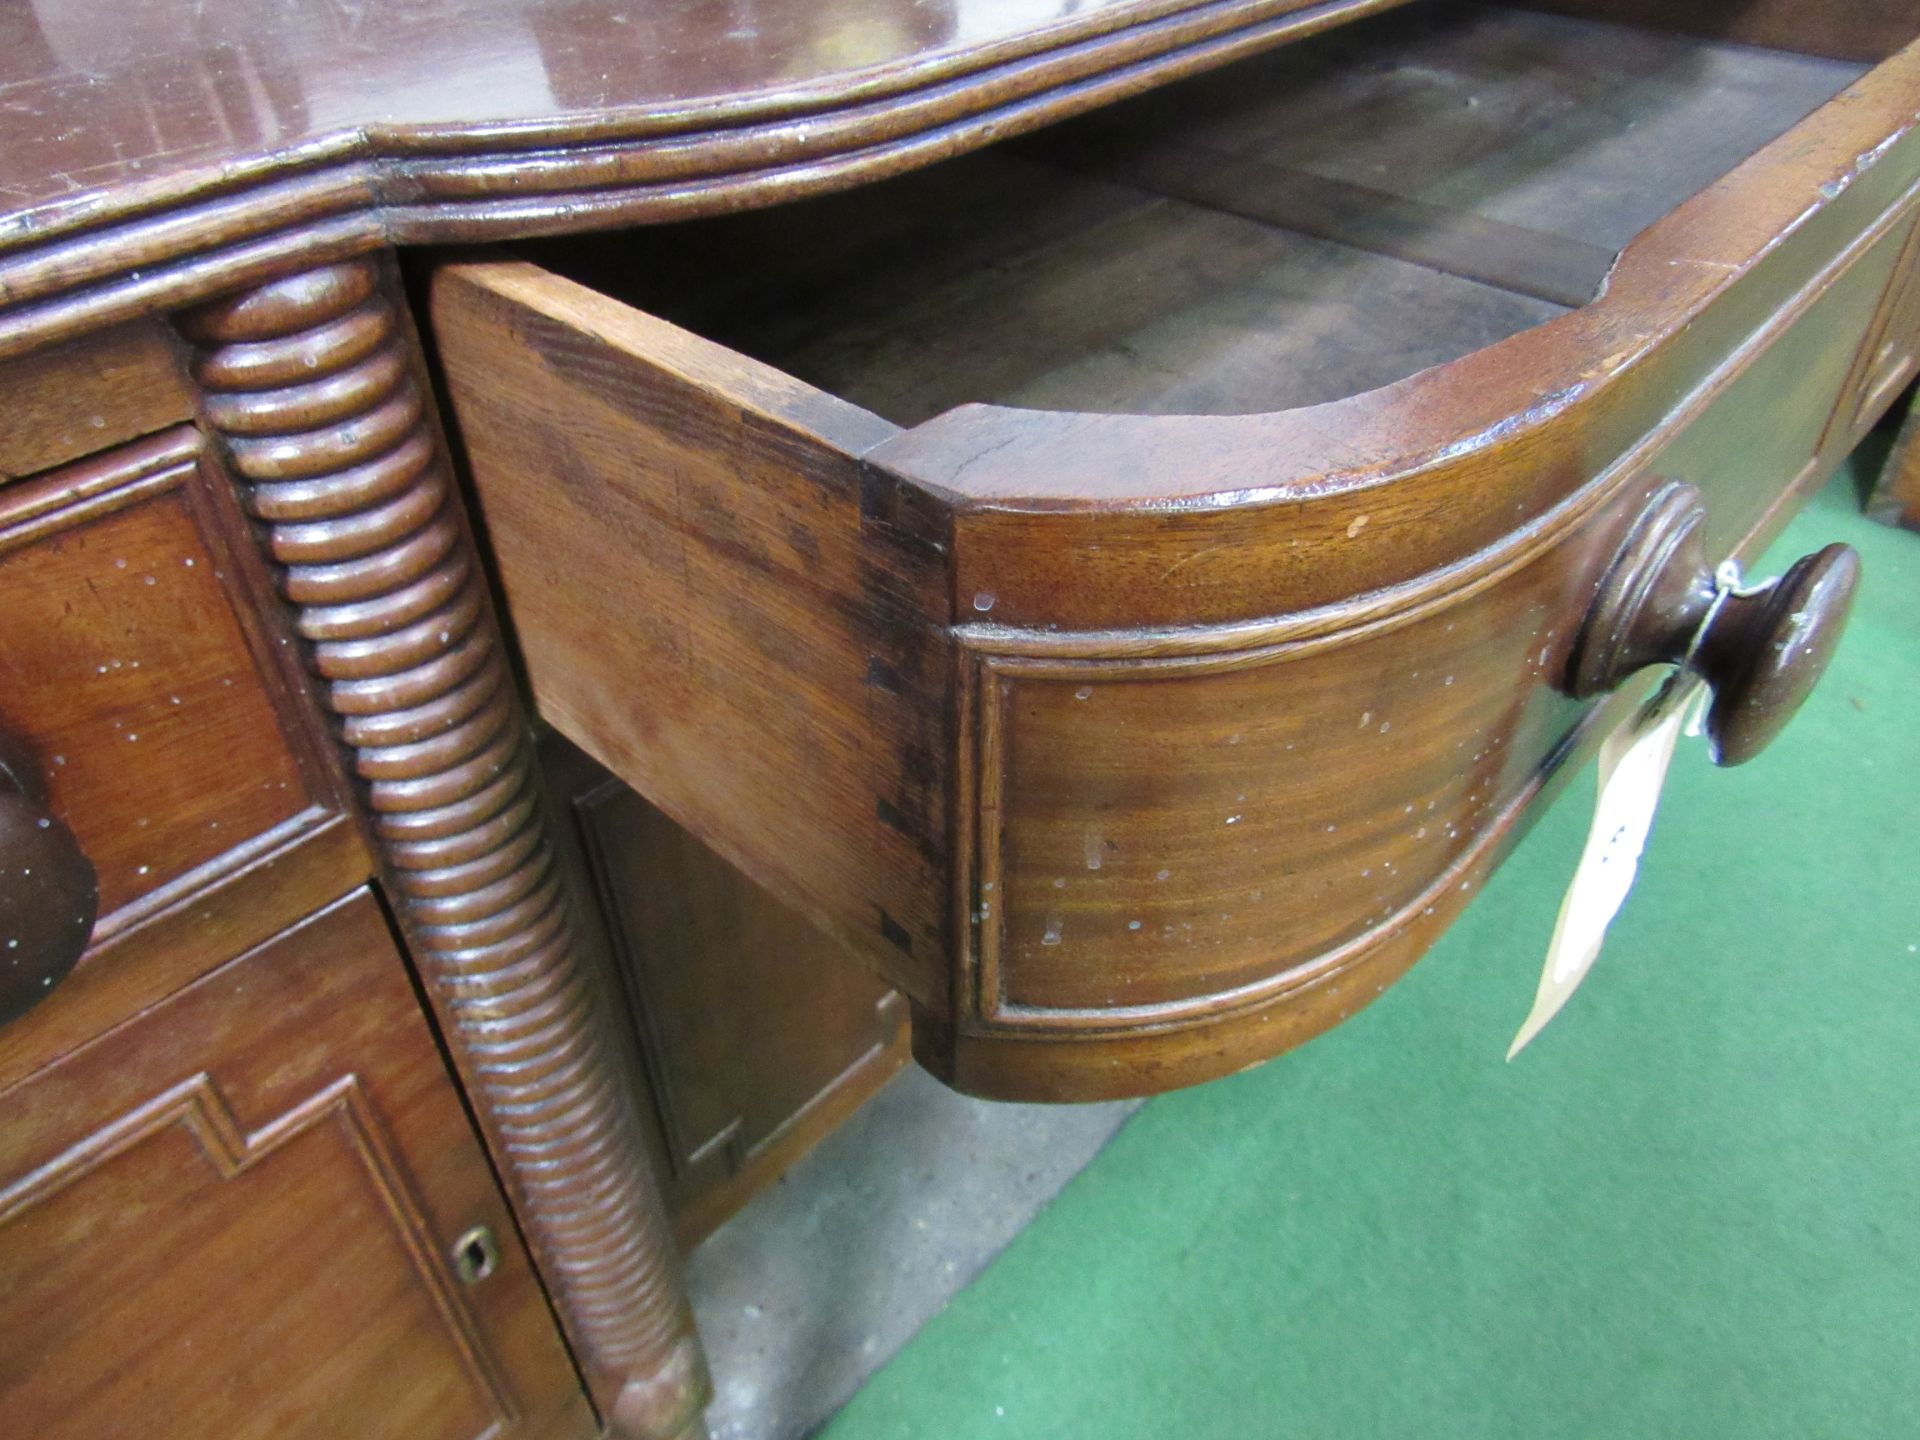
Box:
430 262 953 1006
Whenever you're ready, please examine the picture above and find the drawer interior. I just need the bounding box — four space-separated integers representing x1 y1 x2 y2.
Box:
520 2 1874 424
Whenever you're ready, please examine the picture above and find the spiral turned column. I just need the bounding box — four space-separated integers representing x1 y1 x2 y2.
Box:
177 259 709 1440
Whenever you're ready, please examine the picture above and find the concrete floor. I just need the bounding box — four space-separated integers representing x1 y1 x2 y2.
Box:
684 1067 1140 1440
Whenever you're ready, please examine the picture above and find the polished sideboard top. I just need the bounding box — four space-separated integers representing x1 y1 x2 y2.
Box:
0 0 1416 355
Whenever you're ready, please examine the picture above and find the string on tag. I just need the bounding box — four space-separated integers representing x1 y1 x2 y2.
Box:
1680 560 1765 672
1677 560 1768 738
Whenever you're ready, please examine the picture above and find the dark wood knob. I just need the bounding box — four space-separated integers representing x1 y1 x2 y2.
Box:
1570 482 1859 766
0 730 98 1026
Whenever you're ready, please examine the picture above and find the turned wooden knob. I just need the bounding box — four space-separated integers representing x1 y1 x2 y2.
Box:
0 730 98 1026
1570 482 1859 766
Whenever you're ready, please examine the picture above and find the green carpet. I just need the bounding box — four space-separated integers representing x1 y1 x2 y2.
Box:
824 466 1920 1440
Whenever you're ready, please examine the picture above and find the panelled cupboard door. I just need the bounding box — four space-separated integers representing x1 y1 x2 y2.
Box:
0 889 595 1440
543 733 909 1248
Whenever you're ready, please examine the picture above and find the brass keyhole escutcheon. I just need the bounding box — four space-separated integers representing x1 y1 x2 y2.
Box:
451 1226 500 1285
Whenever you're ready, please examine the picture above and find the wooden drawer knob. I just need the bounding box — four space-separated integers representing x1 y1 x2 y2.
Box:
0 730 98 1025
1570 482 1859 766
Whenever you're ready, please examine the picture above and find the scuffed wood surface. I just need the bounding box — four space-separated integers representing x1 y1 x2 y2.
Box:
0 0 1414 357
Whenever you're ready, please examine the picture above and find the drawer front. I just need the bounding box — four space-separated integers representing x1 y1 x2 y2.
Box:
0 428 369 1085
435 25 1920 1100
0 321 192 481
0 890 593 1440
954 218 1900 1086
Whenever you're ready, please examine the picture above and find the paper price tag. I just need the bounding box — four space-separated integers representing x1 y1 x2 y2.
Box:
1508 675 1706 1058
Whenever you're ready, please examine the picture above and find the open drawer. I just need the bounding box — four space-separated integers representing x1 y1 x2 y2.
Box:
430 2 1919 1101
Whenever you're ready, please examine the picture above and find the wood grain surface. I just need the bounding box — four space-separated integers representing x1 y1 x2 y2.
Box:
0 321 192 480
0 0 1417 360
431 260 952 1015
544 734 910 1250
0 426 371 1090
0 890 594 1440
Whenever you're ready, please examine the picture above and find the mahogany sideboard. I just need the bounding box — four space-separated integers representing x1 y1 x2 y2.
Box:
3 2 1917 1437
